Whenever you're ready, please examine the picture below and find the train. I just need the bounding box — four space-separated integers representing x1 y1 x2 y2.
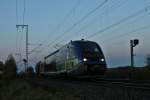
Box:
35 39 107 77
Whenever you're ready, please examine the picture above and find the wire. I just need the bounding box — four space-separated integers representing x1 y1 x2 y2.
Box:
19 30 24 56
16 0 18 24
23 0 26 24
50 0 81 35
47 0 108 47
85 5 150 39
15 0 19 53
57 0 128 44
36 0 81 53
102 24 150 45
75 0 128 35
28 44 42 55
37 0 108 55
100 11 150 42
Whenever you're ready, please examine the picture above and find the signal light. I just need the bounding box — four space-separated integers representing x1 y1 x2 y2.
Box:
133 39 139 47
131 39 139 47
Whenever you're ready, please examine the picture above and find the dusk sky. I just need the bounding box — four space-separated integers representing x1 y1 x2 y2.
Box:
0 0 150 71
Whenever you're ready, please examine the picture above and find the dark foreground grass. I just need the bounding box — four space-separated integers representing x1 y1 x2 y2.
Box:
0 78 150 100
105 66 150 80
0 79 80 100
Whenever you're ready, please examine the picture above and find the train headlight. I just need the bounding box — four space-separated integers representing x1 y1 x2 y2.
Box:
83 58 87 62
100 58 105 62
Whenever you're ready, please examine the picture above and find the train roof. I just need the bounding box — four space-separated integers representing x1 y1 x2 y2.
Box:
70 39 97 43
44 39 98 60
44 49 59 59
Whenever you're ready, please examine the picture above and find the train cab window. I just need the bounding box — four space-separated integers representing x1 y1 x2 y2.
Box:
94 47 99 53
80 42 102 54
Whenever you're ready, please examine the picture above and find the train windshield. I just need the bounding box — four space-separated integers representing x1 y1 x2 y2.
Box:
79 42 103 57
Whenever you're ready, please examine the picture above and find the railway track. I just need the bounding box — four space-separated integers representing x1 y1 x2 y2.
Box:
90 78 150 90
26 77 150 90
25 77 150 100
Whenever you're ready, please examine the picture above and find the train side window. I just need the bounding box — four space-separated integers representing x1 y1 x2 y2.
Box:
69 45 76 59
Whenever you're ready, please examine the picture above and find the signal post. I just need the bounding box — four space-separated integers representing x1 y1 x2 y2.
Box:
130 39 139 67
129 39 139 79
16 25 28 72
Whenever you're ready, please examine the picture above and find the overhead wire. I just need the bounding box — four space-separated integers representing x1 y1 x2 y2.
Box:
15 0 19 52
75 0 128 36
15 0 22 67
15 0 27 68
33 1 150 64
16 0 18 24
102 24 150 45
49 0 81 35
34 0 81 54
23 0 26 24
85 5 150 39
99 11 150 44
28 44 42 55
57 0 128 44
46 0 108 47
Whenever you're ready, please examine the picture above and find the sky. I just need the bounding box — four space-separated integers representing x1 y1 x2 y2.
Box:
0 0 150 71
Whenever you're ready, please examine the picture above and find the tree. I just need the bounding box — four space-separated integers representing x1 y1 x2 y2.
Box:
4 54 17 79
0 61 4 78
0 61 4 70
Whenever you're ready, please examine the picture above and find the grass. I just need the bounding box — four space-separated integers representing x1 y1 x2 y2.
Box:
0 79 80 100
0 78 150 100
105 66 150 80
1 66 150 100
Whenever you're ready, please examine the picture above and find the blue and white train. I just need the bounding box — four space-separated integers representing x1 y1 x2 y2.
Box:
36 39 107 77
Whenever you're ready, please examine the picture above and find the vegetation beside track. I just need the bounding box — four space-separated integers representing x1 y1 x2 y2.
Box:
1 54 150 100
105 65 150 80
1 78 150 100
0 79 80 100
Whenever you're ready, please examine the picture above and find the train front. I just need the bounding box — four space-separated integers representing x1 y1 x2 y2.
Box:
75 40 107 76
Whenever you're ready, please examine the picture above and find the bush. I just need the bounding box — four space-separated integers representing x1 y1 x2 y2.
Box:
4 54 17 79
106 66 150 80
0 61 4 79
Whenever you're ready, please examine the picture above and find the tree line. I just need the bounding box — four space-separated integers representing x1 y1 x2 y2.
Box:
0 54 17 79
0 54 35 79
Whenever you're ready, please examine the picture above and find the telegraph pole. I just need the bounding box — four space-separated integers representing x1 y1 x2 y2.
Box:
16 25 28 72
15 53 22 70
